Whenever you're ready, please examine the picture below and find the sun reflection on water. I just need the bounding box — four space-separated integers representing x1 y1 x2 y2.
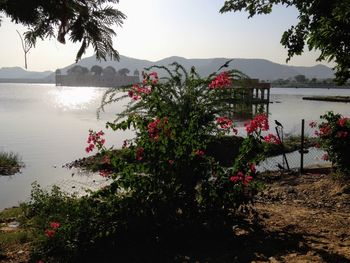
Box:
50 87 101 110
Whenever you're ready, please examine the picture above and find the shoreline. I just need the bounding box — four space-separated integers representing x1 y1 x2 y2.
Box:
302 95 350 103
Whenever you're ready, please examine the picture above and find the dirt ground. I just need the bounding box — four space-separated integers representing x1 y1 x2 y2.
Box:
1 168 349 262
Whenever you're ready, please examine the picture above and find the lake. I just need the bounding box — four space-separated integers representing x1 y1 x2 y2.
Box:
1 84 350 210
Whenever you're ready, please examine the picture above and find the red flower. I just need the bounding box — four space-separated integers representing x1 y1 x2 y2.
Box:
337 131 348 138
338 117 349 127
322 154 329 161
136 147 144 161
168 160 174 165
99 169 111 177
37 260 44 263
230 171 253 185
318 123 331 137
103 155 111 164
245 114 269 134
263 134 281 144
194 149 205 156
249 163 256 173
216 116 233 129
49 221 60 230
45 229 55 238
209 72 232 89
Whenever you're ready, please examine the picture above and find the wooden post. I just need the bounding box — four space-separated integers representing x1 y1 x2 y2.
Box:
300 119 305 175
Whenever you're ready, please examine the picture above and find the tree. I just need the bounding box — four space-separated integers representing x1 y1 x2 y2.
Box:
294 74 307 83
16 30 32 69
91 65 103 76
67 65 88 75
220 0 350 85
118 68 130 76
0 0 126 62
103 66 116 76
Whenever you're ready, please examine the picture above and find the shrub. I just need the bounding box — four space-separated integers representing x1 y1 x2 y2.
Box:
28 63 280 261
312 111 350 176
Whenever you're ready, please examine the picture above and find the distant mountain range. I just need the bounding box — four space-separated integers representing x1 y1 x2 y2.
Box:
0 55 335 82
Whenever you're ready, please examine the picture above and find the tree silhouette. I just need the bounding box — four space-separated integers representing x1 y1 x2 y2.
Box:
91 65 103 76
1 0 126 62
118 68 130 76
103 66 116 76
16 30 31 69
220 0 350 84
67 65 89 75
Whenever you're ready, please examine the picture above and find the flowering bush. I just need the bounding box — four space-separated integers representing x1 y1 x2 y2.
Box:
311 111 350 176
28 63 280 262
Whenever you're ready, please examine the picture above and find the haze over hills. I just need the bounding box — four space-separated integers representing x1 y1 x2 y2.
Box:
0 55 334 81
61 55 335 81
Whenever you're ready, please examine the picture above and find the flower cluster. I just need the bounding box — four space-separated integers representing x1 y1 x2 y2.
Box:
209 72 232 89
263 134 281 144
216 116 232 129
338 117 349 127
194 149 205 156
244 114 269 134
128 84 152 101
314 123 332 137
310 112 350 176
147 117 169 140
143 72 159 85
216 116 238 134
230 171 253 186
85 130 105 153
44 221 60 238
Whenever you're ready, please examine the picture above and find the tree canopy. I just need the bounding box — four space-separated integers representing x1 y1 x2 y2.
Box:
220 0 350 85
0 0 126 62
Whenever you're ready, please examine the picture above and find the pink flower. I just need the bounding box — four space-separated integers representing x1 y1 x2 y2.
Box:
263 134 281 144
230 171 253 185
245 114 269 134
318 123 332 137
338 117 349 127
194 149 205 156
168 160 174 165
45 229 55 238
322 154 329 161
85 144 94 153
249 163 256 173
103 155 111 164
216 116 233 129
242 175 253 186
309 121 317 128
136 147 144 161
37 260 44 263
337 131 348 138
85 130 106 152
209 72 232 89
230 176 240 183
99 169 111 177
49 221 60 230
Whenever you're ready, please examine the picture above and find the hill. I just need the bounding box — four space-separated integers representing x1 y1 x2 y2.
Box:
61 55 334 81
0 56 334 82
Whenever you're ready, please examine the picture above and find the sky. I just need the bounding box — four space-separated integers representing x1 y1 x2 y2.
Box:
0 0 334 72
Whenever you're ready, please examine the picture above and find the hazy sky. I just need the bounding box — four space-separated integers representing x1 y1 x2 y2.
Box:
0 0 333 71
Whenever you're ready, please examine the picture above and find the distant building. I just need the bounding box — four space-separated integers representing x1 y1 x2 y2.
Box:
55 66 140 87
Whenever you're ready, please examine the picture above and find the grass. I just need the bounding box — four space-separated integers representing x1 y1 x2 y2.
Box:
0 151 23 175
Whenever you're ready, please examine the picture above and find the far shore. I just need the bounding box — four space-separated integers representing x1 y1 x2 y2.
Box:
303 95 350 103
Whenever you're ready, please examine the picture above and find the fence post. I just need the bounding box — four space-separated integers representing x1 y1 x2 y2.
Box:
300 119 305 175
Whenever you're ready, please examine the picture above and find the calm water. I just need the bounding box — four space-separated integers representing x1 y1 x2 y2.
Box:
1 84 350 209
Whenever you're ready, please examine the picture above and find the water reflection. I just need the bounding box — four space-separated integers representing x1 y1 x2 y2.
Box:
50 87 100 111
